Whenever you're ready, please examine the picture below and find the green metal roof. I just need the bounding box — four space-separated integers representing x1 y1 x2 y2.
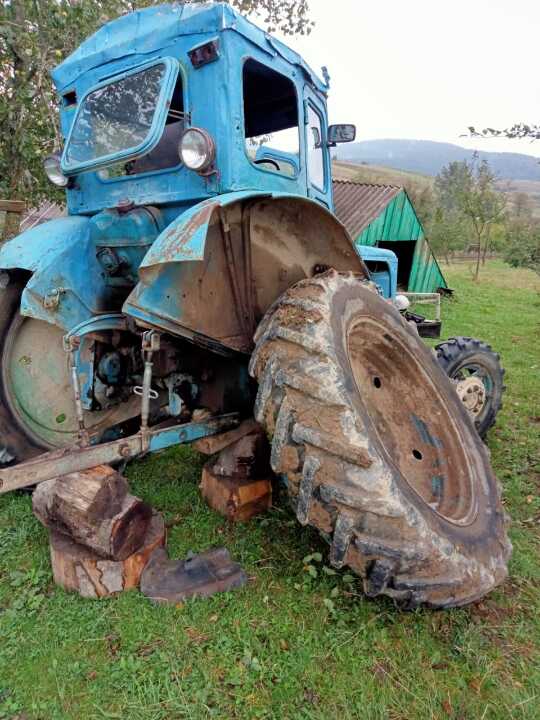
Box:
332 180 447 293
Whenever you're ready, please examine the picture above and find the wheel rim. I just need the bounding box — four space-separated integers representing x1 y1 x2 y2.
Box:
450 362 493 425
2 315 133 449
347 317 477 525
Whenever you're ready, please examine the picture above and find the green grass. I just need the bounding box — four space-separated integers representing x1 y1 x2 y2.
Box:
1 261 539 720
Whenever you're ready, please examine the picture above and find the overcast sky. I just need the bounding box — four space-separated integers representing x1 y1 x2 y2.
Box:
269 0 540 157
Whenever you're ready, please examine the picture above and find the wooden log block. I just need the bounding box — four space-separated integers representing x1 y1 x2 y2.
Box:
200 431 272 522
33 465 152 560
50 512 166 598
201 466 272 522
193 419 259 455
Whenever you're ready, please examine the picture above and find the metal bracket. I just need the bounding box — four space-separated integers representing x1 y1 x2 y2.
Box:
0 413 239 494
132 331 161 449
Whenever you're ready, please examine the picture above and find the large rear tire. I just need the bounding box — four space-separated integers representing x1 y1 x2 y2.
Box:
249 271 511 608
0 278 42 464
0 277 140 465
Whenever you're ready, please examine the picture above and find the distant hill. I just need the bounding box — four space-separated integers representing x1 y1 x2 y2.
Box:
334 139 540 182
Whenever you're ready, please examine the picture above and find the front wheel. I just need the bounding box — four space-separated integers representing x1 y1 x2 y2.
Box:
436 337 505 440
250 271 511 609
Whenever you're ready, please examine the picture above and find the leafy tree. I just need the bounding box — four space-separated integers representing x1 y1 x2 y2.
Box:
503 192 540 275
428 207 466 264
457 157 506 280
468 124 540 141
0 0 312 205
429 158 506 277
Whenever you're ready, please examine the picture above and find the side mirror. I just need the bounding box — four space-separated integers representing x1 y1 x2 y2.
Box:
328 124 356 146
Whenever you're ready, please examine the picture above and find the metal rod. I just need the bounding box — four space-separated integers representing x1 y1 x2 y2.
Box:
402 292 442 322
67 339 90 447
0 413 239 494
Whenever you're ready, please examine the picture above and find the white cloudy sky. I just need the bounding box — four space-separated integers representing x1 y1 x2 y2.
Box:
268 0 540 157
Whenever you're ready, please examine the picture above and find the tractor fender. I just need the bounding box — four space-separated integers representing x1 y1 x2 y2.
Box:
125 191 368 353
0 216 112 330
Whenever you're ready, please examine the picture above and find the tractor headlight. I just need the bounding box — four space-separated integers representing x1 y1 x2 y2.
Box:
179 128 215 172
43 154 69 187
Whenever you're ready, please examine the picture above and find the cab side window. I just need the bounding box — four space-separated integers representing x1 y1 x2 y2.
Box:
243 59 299 177
306 103 325 190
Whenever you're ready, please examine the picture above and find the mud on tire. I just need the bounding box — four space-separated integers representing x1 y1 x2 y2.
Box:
249 270 511 609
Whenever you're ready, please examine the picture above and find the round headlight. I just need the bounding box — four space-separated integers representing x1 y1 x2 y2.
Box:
179 128 215 172
44 154 69 187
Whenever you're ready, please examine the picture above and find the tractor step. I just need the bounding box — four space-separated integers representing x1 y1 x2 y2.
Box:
0 413 239 494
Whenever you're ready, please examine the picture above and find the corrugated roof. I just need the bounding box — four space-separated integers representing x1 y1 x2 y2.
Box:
333 180 402 240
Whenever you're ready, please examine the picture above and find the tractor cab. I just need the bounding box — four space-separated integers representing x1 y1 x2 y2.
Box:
47 2 355 218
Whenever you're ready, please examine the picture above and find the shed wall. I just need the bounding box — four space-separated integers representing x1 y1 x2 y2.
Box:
354 191 447 293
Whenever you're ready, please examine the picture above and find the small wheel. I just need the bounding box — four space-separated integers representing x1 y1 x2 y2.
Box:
436 337 505 440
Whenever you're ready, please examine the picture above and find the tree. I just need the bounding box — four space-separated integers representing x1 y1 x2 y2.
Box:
503 192 540 275
430 158 506 277
468 124 539 141
428 207 466 264
458 157 506 281
0 0 312 205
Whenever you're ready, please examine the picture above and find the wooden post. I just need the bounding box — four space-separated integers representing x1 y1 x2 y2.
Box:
0 200 25 243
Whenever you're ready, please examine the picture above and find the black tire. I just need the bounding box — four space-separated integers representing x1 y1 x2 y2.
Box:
0 276 42 465
249 270 511 609
436 337 505 440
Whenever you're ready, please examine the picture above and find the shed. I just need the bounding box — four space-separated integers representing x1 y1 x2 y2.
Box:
332 180 447 293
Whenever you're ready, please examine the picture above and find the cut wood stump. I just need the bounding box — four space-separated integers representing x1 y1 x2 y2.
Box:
200 430 272 522
193 419 259 455
50 512 166 598
33 465 152 560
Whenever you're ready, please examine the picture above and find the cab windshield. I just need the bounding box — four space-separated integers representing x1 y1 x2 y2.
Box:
64 64 168 169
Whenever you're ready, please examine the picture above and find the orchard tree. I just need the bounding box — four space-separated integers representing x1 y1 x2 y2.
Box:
0 0 312 205
504 192 540 275
458 157 506 281
431 157 506 277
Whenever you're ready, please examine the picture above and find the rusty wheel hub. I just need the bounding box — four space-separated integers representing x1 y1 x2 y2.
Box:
347 317 476 526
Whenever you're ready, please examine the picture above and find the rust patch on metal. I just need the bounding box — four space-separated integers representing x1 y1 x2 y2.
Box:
160 202 217 261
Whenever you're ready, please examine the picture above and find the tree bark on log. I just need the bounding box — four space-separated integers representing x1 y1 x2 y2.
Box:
32 465 152 560
50 512 166 598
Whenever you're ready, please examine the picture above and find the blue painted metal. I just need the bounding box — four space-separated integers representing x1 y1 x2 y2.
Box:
48 2 331 216
91 207 163 286
359 245 398 299
61 58 179 175
141 190 317 267
65 314 128 410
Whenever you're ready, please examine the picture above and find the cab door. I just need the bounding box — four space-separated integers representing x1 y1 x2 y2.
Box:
303 87 331 208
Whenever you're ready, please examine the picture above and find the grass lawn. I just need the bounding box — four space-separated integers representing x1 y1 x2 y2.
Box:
1 260 539 720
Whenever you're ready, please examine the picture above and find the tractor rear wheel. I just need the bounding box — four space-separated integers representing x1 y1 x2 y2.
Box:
250 271 511 608
436 337 505 440
0 277 139 466
0 277 42 464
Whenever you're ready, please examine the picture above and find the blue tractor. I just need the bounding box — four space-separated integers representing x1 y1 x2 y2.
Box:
0 3 509 607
